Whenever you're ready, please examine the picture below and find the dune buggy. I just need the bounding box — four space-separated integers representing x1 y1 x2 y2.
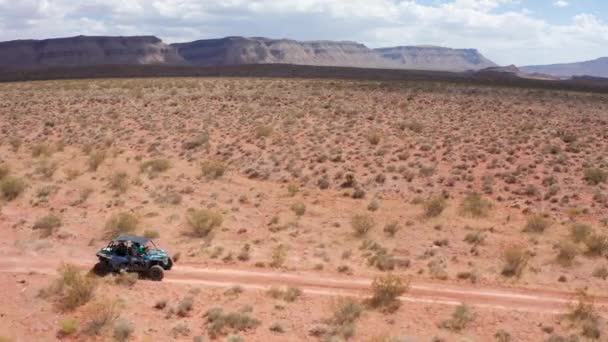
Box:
93 234 173 281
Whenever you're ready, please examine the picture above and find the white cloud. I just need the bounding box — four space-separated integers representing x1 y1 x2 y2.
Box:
0 0 607 66
553 1 569 8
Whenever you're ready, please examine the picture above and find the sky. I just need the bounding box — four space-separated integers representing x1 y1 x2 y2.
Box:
0 0 607 66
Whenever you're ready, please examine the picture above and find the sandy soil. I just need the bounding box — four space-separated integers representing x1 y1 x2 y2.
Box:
0 77 606 341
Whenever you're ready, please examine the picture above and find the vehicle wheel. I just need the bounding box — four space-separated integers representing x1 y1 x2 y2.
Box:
148 265 164 281
92 261 111 276
164 258 173 271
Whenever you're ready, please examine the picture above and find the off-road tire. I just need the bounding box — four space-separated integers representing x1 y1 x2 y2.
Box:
164 258 173 271
92 261 111 276
148 265 164 281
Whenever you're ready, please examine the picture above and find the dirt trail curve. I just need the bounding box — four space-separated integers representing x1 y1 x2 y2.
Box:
1 256 607 316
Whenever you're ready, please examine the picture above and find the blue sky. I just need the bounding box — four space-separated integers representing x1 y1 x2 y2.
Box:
0 0 607 66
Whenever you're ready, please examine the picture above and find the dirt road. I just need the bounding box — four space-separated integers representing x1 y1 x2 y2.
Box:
1 256 606 316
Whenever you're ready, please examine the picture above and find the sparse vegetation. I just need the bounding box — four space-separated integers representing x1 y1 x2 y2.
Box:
441 304 474 331
40 264 96 311
205 307 261 338
351 214 375 236
88 150 106 172
0 176 25 201
186 209 223 237
460 192 492 217
140 159 171 177
33 214 62 238
502 246 528 277
104 212 138 239
424 196 447 218
524 214 551 233
201 160 227 179
366 274 408 313
584 167 607 185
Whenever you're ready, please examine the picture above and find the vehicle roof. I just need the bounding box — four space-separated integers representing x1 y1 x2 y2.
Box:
113 234 150 244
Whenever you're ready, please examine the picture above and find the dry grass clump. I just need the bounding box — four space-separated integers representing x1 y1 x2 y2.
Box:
501 246 528 277
0 176 26 201
366 274 408 313
113 319 134 342
108 172 129 193
33 214 62 238
320 298 364 340
290 202 306 217
0 163 9 180
59 318 79 336
40 264 96 311
383 221 400 237
205 307 260 338
87 150 106 172
266 286 302 302
460 192 492 218
269 244 287 268
556 241 578 267
566 293 601 340
570 223 592 243
424 196 447 218
201 160 227 179
255 125 273 138
113 271 138 287
584 233 608 256
82 300 121 336
140 159 171 177
524 214 552 233
584 167 607 185
104 212 138 239
186 209 223 237
351 214 375 236
440 304 474 331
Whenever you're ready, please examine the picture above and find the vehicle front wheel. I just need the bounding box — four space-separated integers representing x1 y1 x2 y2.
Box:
164 258 173 271
148 265 164 281
92 261 111 276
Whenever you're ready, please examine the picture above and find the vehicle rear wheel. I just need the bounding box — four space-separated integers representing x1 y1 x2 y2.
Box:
92 261 111 276
148 265 164 281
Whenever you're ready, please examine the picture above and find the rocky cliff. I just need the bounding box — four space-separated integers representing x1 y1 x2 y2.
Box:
0 35 185 68
521 57 608 78
374 46 496 71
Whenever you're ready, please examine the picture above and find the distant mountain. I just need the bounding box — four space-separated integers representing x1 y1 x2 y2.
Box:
374 46 496 71
522 57 608 78
0 35 497 72
172 37 395 69
0 36 184 68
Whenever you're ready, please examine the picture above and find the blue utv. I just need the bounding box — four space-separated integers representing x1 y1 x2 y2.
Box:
93 234 173 281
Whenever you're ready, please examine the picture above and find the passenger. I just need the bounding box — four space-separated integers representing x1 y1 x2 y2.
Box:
115 242 128 257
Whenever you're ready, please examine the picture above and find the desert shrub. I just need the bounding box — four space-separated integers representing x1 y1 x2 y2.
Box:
460 192 492 218
367 130 382 145
59 318 79 336
351 214 375 236
186 209 223 237
501 247 528 277
87 150 106 172
584 168 607 185
201 160 227 179
270 244 287 268
113 319 134 342
570 223 592 243
566 293 600 339
584 234 608 256
368 249 396 271
113 271 138 287
367 199 380 211
321 298 363 340
154 299 167 310
556 241 578 267
34 159 58 179
269 322 285 333
367 274 408 313
33 214 62 238
41 264 96 311
424 196 447 218
524 214 551 233
108 172 129 193
352 187 366 199
183 131 209 150
0 176 25 201
104 212 138 239
592 265 608 280
31 143 53 158
0 164 9 180
290 202 306 217
177 296 194 317
464 230 486 246
255 125 273 138
494 329 512 342
140 159 171 177
287 183 299 196
205 307 260 338
267 286 302 302
224 285 244 298
143 229 160 239
383 221 400 237
441 304 474 331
